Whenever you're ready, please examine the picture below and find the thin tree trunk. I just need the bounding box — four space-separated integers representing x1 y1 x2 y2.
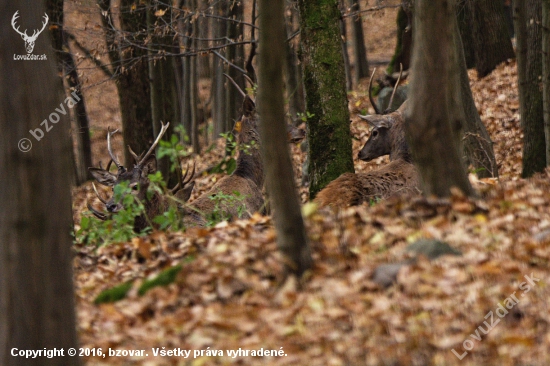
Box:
405 0 475 197
258 0 312 277
226 1 246 124
212 1 228 139
0 3 79 364
514 0 545 177
147 1 177 184
339 2 352 91
47 0 92 184
297 0 355 199
284 10 305 124
543 0 550 165
388 6 413 73
349 0 369 85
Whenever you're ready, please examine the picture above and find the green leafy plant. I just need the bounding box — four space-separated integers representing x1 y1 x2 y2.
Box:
206 191 248 226
296 111 315 123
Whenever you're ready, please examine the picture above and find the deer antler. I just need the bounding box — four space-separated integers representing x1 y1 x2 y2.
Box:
171 161 196 194
137 121 170 167
386 63 403 113
11 11 26 38
107 127 124 171
127 145 143 163
29 13 49 41
368 68 381 115
87 201 108 220
92 182 109 205
223 73 247 98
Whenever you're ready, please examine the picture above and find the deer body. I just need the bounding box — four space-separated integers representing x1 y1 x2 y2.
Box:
182 96 265 226
315 100 420 208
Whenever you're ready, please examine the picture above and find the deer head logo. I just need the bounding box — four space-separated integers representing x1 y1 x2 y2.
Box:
11 11 49 54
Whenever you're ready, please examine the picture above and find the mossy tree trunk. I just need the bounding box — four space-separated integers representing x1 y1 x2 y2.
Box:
0 2 79 364
388 5 413 74
297 0 354 199
514 0 545 177
258 0 312 277
405 0 475 197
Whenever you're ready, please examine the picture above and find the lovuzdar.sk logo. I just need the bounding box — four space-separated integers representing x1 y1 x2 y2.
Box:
11 10 49 60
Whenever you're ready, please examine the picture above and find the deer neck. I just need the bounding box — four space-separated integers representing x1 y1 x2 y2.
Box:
233 129 264 187
134 191 164 232
389 118 412 163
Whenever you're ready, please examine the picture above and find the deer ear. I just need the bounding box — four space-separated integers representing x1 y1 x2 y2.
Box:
358 115 392 129
141 155 157 176
242 95 256 116
89 168 117 186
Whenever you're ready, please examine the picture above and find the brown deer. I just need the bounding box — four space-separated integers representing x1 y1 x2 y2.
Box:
88 122 196 231
315 69 419 208
88 75 275 229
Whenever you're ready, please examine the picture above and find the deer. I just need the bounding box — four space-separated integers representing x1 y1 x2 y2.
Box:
88 74 275 229
11 11 49 54
315 67 420 208
87 122 196 232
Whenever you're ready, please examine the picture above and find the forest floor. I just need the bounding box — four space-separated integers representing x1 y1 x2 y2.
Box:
66 2 549 365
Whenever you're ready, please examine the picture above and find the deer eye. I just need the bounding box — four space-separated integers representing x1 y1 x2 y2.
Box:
130 183 139 191
372 130 378 137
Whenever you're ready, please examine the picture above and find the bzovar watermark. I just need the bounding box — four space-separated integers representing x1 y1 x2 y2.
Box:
11 10 48 60
451 273 540 360
18 91 81 153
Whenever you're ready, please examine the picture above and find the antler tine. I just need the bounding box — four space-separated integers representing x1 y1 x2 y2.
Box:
106 159 113 172
107 127 124 170
182 161 196 185
368 68 381 115
243 74 255 88
92 182 109 205
387 63 403 113
223 73 247 98
87 202 108 221
137 121 170 167
127 145 140 163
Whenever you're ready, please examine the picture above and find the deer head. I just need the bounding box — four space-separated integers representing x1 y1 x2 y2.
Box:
11 11 49 54
87 122 195 230
357 65 406 161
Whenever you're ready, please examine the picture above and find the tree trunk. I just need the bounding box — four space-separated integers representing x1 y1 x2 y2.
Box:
147 1 178 185
297 0 355 199
226 1 246 124
514 0 545 177
405 0 475 197
0 2 79 364
388 6 413 73
211 1 228 139
349 0 369 85
47 0 92 184
543 0 550 165
284 9 305 124
471 0 516 78
453 5 499 178
98 0 154 168
258 0 312 277
457 0 476 69
339 1 352 91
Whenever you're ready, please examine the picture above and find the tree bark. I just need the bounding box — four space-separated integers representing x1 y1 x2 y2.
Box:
514 0 545 177
98 0 154 168
388 6 412 73
543 0 550 165
349 0 369 85
0 2 79 364
284 8 305 124
297 0 355 199
258 0 312 277
405 0 475 197
457 0 476 69
339 1 352 91
226 1 246 124
47 0 92 184
147 1 178 184
453 5 499 178
211 1 228 139
471 0 516 78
